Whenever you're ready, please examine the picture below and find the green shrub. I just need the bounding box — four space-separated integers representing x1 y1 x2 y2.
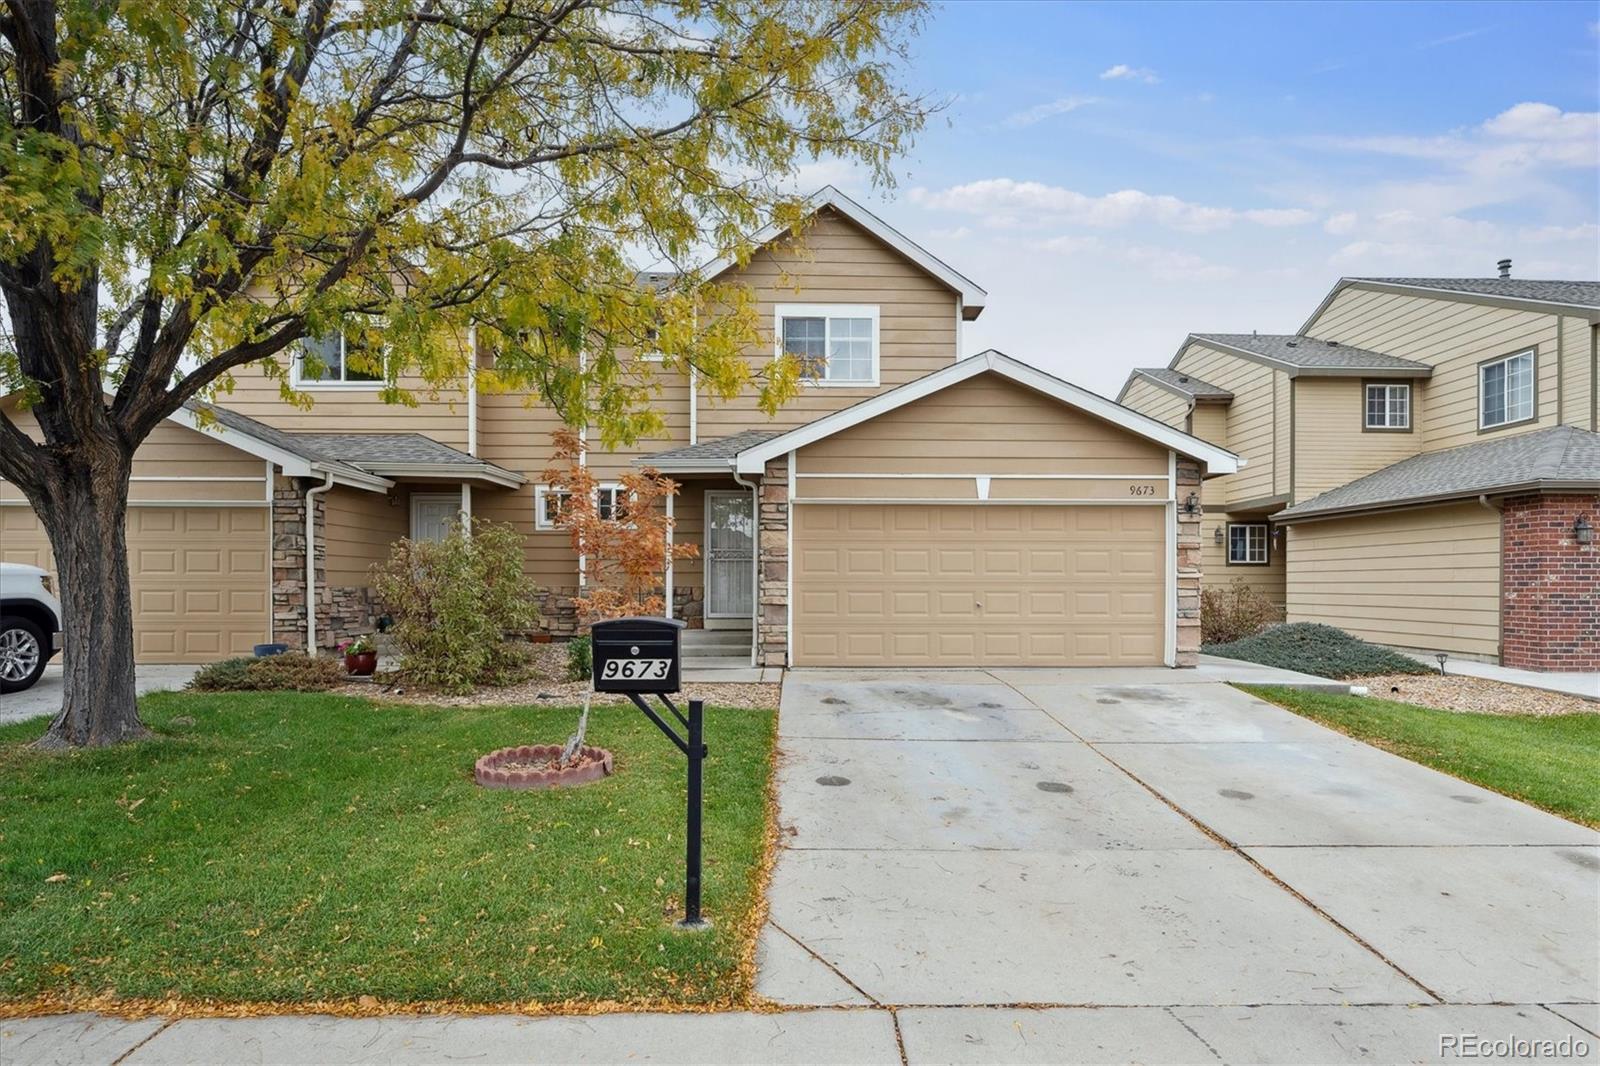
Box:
187 654 345 692
1201 579 1280 645
374 519 538 694
1204 622 1432 680
566 635 592 682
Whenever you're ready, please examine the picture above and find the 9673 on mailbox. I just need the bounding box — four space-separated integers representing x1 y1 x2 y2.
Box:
590 617 685 695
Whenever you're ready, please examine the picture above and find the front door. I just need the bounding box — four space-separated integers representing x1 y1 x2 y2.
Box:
411 493 460 543
705 490 755 621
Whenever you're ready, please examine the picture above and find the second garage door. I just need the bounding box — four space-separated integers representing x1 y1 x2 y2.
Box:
0 506 271 663
792 504 1165 667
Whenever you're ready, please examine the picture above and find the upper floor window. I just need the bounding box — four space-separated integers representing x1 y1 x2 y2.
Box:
295 321 385 387
776 304 879 386
1364 382 1411 431
1480 349 1535 430
1227 523 1269 565
534 486 571 531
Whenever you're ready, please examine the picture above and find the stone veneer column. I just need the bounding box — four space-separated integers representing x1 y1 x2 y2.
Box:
757 457 790 668
270 473 321 650
1175 457 1204 668
1500 492 1599 671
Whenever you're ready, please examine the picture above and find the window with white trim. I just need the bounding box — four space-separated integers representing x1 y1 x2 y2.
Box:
295 320 386 386
1364 383 1411 430
1227 523 1269 565
596 484 625 521
1480 349 1535 429
535 486 571 530
776 304 879 386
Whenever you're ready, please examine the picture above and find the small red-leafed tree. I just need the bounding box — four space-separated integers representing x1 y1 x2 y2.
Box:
543 429 698 620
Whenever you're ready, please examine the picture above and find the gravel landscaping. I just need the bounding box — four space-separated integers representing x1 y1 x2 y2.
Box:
342 641 779 711
1357 672 1598 718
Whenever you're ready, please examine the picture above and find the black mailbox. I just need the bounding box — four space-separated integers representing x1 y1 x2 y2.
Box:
591 617 686 694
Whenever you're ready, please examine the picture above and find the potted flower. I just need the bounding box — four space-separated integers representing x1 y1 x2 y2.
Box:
339 635 378 676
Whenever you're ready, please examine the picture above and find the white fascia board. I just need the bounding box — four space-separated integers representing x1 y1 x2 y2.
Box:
357 462 525 488
734 350 1241 476
697 186 987 315
1300 278 1600 334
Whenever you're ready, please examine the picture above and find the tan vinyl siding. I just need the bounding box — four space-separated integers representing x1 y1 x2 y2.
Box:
1120 378 1189 429
1273 373 1291 498
323 485 408 587
1559 315 1595 430
215 334 474 450
1292 378 1418 502
1285 502 1501 659
0 402 269 505
794 373 1168 486
1201 512 1286 611
1305 287 1562 450
1172 342 1278 507
1187 404 1228 448
699 208 959 439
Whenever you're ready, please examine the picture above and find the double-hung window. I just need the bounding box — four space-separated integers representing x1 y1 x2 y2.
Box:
534 486 571 531
1364 382 1411 430
1480 349 1535 430
1227 523 1269 565
596 484 626 521
776 304 879 386
295 320 385 386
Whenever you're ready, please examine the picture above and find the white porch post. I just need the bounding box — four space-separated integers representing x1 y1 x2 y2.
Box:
460 483 472 534
664 491 675 619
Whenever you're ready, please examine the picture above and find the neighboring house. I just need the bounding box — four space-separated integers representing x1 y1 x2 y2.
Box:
1119 271 1600 672
0 187 1237 669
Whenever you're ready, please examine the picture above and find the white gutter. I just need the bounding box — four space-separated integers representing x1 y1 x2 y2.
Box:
305 472 335 653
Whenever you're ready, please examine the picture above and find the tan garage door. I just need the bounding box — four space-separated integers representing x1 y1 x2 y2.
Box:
0 506 270 663
793 504 1165 667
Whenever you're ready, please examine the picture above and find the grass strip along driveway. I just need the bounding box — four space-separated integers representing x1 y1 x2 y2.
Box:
1243 685 1600 827
0 693 775 1010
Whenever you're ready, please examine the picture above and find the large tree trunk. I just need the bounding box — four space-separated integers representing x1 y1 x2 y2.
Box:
33 448 145 749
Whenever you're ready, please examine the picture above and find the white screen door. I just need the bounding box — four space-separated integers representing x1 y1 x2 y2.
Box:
705 490 754 619
411 494 459 543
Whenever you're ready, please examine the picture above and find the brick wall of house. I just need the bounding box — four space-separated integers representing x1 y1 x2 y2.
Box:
757 458 789 668
1176 457 1204 668
1500 492 1600 671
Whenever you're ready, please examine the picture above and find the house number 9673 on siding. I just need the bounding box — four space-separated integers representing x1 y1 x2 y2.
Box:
600 658 672 681
1128 484 1158 497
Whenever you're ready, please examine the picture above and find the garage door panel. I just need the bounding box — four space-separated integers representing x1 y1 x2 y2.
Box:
4 504 269 664
794 503 1165 667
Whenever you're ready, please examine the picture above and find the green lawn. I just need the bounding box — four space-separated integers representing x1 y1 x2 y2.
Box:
1241 685 1600 827
0 692 776 1008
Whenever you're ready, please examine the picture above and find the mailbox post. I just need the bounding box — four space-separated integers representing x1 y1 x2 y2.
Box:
589 617 708 929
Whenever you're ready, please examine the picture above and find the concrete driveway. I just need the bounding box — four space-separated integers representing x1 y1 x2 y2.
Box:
0 663 199 725
757 667 1600 1063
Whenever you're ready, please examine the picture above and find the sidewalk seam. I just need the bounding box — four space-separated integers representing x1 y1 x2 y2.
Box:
110 1018 174 1065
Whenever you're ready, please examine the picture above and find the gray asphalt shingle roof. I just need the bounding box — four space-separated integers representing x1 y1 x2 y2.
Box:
1354 278 1600 309
642 429 782 466
1278 425 1600 521
1192 334 1431 373
1132 367 1233 399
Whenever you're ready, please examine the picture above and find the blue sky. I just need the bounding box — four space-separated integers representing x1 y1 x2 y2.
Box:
806 1 1600 397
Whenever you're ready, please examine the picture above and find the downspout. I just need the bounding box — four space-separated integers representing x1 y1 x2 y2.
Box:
305 471 335 654
733 468 759 667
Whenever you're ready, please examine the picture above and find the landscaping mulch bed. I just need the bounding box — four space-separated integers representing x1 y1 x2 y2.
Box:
1358 673 1598 718
339 641 779 710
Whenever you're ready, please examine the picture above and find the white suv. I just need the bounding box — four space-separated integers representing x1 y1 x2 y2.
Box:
0 562 63 693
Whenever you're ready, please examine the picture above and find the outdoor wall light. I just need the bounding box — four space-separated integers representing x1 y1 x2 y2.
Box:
1214 526 1224 545
1575 514 1594 545
1183 492 1200 514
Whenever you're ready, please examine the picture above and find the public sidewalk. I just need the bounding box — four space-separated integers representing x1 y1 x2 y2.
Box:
1403 652 1600 700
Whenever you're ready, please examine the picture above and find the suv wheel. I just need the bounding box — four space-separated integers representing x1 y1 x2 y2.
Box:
0 616 47 693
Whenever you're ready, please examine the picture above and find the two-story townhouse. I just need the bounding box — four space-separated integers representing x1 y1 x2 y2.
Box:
2 187 1238 671
1119 271 1600 673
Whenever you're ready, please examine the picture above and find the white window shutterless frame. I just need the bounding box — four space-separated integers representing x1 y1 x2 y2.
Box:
704 490 755 619
774 304 880 386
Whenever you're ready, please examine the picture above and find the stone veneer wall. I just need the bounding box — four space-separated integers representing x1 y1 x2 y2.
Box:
1500 492 1599 671
536 585 704 639
270 475 377 652
757 457 789 667
1176 457 1203 668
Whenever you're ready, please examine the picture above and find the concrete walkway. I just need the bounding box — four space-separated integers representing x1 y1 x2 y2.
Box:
7 666 1598 1064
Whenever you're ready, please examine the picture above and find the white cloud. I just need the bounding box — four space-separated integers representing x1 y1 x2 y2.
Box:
1311 102 1599 173
1323 211 1358 235
1002 95 1098 129
1101 64 1160 84
910 178 1315 234
1034 234 1233 281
